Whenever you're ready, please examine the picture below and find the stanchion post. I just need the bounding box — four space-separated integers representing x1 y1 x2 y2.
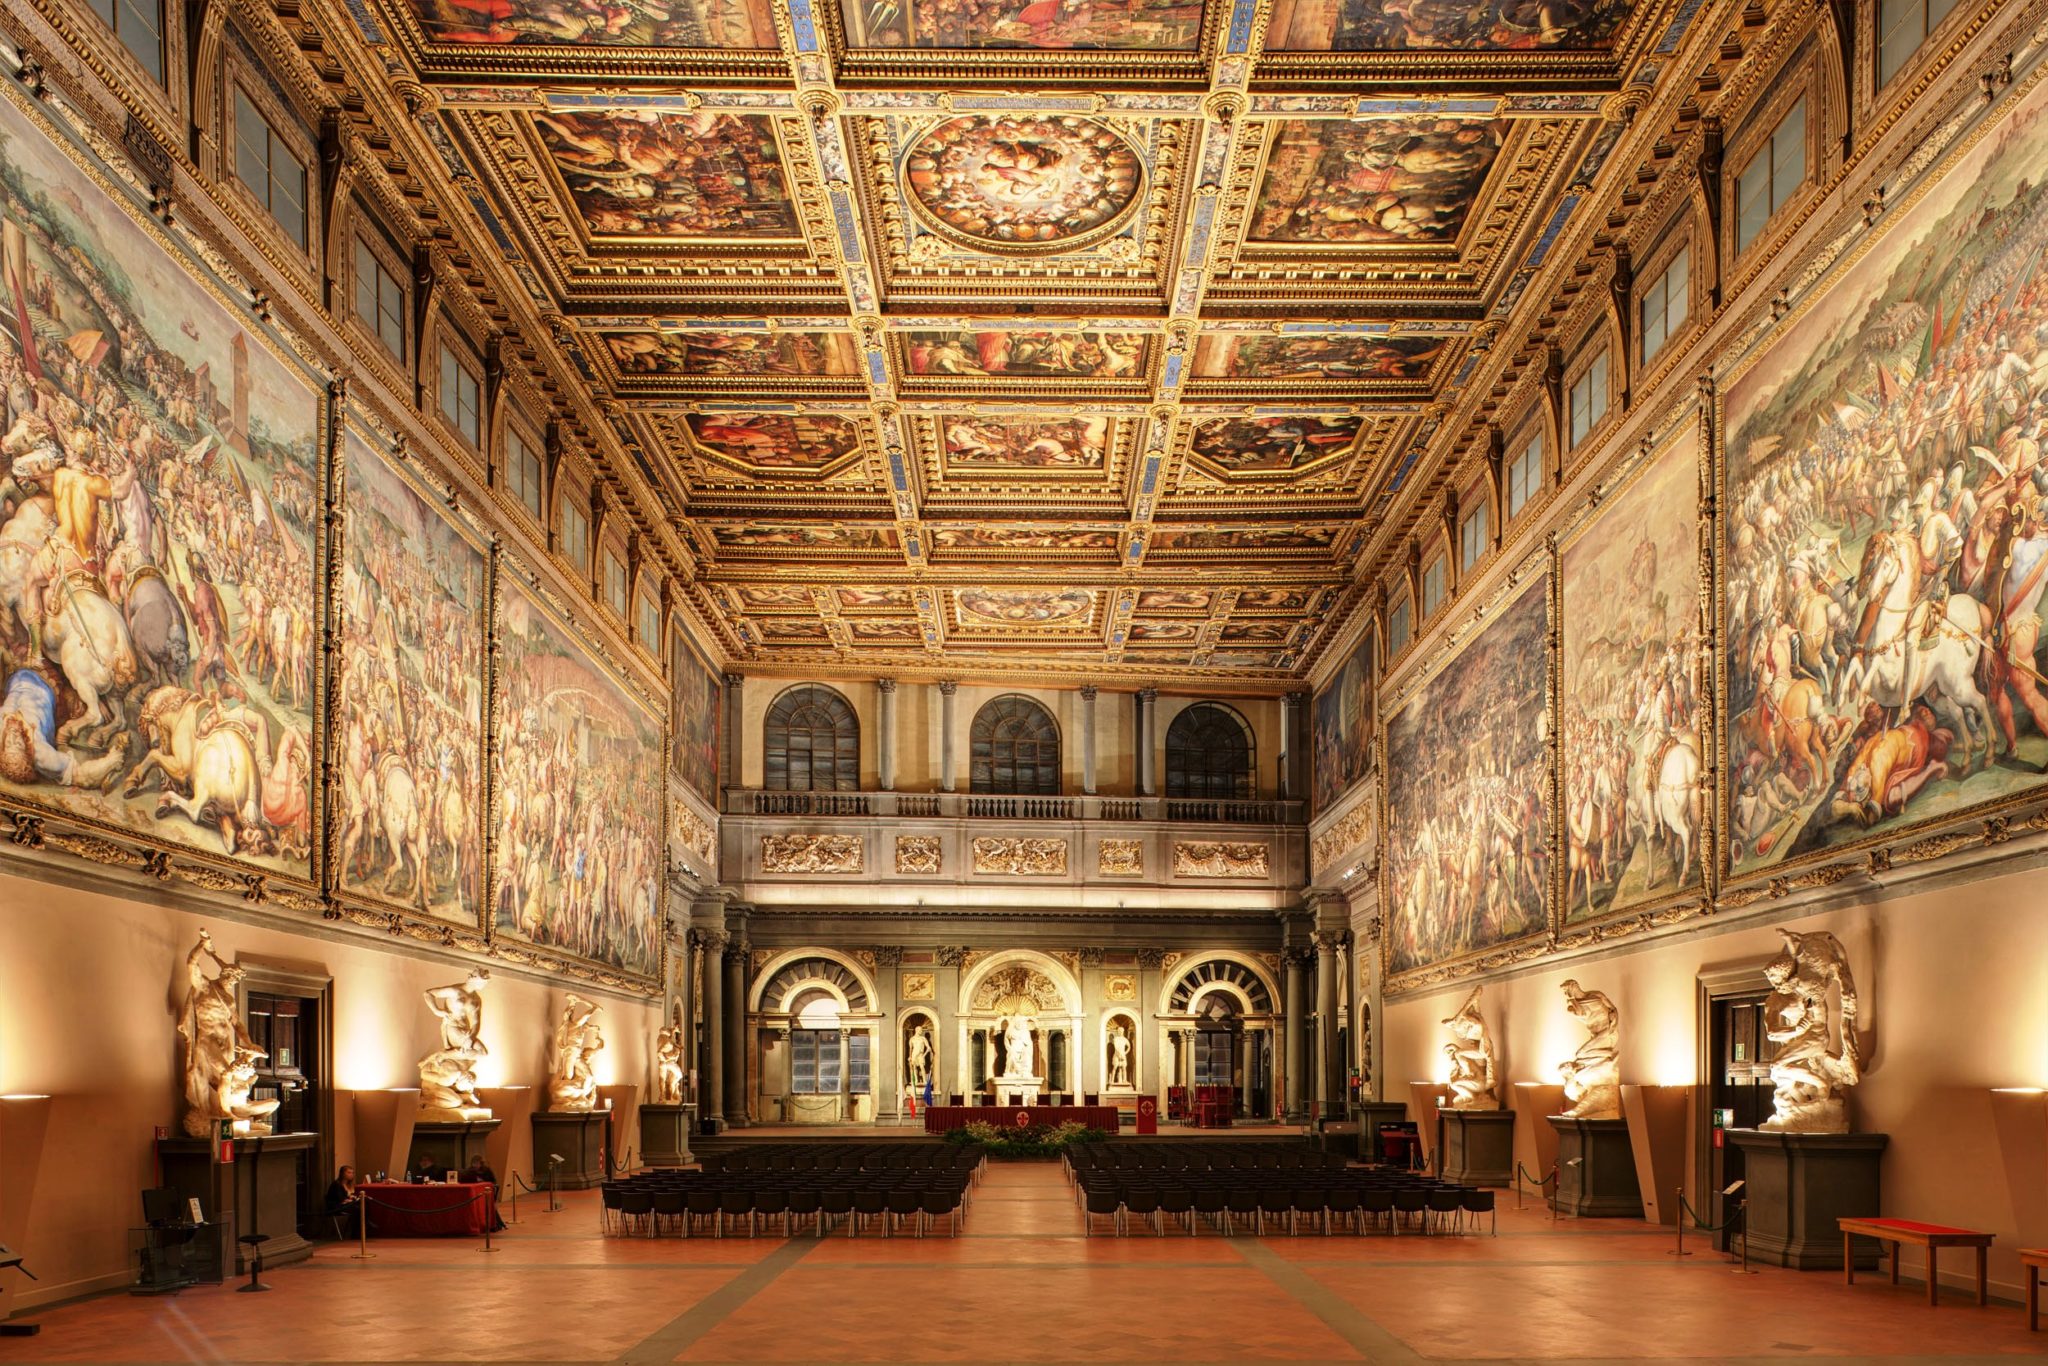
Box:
507 1176 520 1225
1671 1188 1690 1259
479 1189 496 1254
1734 1199 1756 1276
354 1200 374 1261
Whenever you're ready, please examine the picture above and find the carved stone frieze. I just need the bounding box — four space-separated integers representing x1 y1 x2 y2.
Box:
971 836 1069 877
895 835 943 875
761 833 866 874
1097 838 1144 877
1172 841 1271 878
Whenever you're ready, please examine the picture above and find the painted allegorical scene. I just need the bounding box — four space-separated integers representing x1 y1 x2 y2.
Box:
1190 415 1365 472
403 0 779 46
1724 78 2048 875
0 97 319 869
1150 524 1343 552
1312 627 1373 813
1194 333 1444 381
837 0 1200 50
930 524 1120 552
1265 0 1627 50
1560 433 1702 920
670 637 719 805
536 111 797 240
905 330 1148 379
604 330 859 378
685 413 861 469
336 432 487 921
495 580 664 976
942 416 1107 470
1250 118 1506 247
1385 577 1549 974
905 117 1144 253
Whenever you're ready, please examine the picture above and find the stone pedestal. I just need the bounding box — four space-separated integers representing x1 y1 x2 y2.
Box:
157 1132 318 1273
640 1104 696 1167
1549 1116 1643 1218
407 1118 501 1178
531 1111 610 1191
995 1076 1044 1106
1728 1129 1888 1270
1354 1101 1410 1162
1439 1109 1515 1187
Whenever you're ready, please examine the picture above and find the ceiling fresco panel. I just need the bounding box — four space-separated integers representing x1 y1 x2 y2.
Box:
399 0 783 47
536 110 801 242
1263 0 1629 51
1248 116 1507 248
834 0 1204 50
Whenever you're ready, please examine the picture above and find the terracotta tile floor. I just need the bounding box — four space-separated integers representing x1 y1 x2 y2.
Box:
8 1161 2044 1364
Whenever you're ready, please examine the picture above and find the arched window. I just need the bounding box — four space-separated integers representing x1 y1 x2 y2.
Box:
1165 703 1255 801
970 695 1061 795
764 686 860 791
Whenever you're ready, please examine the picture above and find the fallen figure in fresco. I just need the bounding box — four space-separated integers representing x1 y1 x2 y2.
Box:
0 666 127 788
1828 701 1954 827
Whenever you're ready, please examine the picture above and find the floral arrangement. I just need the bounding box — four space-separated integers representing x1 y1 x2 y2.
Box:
944 1119 1107 1158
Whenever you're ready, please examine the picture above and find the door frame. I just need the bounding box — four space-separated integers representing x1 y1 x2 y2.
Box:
1693 956 1773 1237
236 958 336 1234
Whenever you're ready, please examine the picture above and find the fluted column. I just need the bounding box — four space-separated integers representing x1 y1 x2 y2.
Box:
871 946 902 1119
723 938 748 1127
1314 932 1341 1118
1279 691 1304 800
1079 685 1098 796
1136 688 1157 797
938 680 959 792
876 678 898 791
1282 948 1307 1122
721 673 743 794
696 928 728 1132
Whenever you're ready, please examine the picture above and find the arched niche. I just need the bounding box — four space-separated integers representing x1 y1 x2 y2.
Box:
955 951 1083 1104
747 950 881 1124
1101 1008 1140 1095
1155 952 1283 1122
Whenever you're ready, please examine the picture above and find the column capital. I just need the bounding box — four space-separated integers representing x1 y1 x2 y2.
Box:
1137 686 1158 703
1313 929 1348 954
870 945 904 967
876 677 898 694
723 943 750 967
1079 684 1098 701
1284 690 1308 706
1078 946 1106 967
721 671 744 688
938 679 958 696
1282 944 1316 970
935 945 965 966
1134 947 1166 970
692 928 730 952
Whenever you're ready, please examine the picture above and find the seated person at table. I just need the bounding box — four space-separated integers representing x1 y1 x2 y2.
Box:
463 1155 496 1188
324 1164 362 1236
409 1155 439 1184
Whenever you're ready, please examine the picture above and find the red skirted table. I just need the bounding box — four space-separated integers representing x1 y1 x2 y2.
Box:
923 1105 1119 1135
360 1181 498 1237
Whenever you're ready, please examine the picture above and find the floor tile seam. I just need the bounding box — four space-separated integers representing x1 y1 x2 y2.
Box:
1229 1235 1424 1365
607 1234 820 1366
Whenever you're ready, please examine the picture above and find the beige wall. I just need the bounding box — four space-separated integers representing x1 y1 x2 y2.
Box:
0 870 659 1311
1380 866 2048 1298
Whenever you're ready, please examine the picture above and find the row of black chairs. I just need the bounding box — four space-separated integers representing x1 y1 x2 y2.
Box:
695 1142 981 1175
601 1143 982 1238
1070 1142 1351 1174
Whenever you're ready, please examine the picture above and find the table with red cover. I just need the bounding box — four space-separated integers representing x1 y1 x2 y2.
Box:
922 1104 1120 1135
360 1181 497 1236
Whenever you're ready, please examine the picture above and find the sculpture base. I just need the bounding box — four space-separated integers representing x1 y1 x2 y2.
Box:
1549 1116 1642 1218
157 1132 318 1273
640 1105 696 1167
1727 1129 1888 1269
1439 1109 1515 1187
1354 1101 1411 1164
531 1111 610 1190
408 1118 502 1178
995 1076 1045 1106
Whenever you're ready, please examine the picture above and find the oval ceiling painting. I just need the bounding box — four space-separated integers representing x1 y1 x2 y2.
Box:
957 588 1096 625
904 116 1144 253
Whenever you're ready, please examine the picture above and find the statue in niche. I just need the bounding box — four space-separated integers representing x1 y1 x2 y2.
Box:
906 1023 933 1089
418 969 491 1119
654 1002 685 1106
1556 979 1622 1120
1108 1022 1131 1089
548 995 605 1112
1441 986 1498 1110
999 1012 1037 1078
177 930 281 1138
1759 929 1863 1134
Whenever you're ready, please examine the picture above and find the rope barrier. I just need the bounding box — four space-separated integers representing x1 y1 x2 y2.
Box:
1512 1161 1558 1216
352 1187 499 1254
1674 1191 1738 1235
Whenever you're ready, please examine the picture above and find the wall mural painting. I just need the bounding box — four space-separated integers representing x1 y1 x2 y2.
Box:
942 416 1107 470
905 330 1148 379
405 0 779 45
1312 628 1373 813
1250 118 1506 247
930 524 1120 552
904 117 1145 253
1189 415 1365 472
336 431 487 922
1194 333 1444 381
536 111 797 240
495 580 664 978
1265 0 1626 50
1561 431 1702 920
1386 575 1549 975
671 638 719 805
1725 78 2048 874
604 330 859 378
685 413 860 469
837 0 1200 51
0 96 319 871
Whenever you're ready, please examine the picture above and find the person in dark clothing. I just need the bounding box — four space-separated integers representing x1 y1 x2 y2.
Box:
324 1164 362 1237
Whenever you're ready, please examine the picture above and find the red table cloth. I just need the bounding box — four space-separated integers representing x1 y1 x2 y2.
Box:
361 1181 498 1236
922 1105 1120 1135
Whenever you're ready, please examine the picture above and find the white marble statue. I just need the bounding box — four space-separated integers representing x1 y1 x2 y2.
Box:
418 969 491 1119
1759 929 1862 1134
548 995 605 1112
654 1003 685 1106
1557 979 1622 1120
1108 1023 1131 1089
907 1024 933 1089
177 930 281 1138
1000 1013 1036 1079
1441 986 1499 1110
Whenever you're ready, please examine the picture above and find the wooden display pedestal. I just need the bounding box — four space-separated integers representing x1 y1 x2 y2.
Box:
156 1132 318 1274
640 1104 696 1167
1354 1101 1410 1162
1728 1129 1888 1269
1549 1116 1643 1218
1439 1109 1515 1187
407 1118 501 1177
530 1111 609 1190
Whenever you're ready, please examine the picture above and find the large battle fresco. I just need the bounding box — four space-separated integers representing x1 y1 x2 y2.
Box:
904 330 1148 379
1312 628 1374 814
1250 118 1506 247
836 0 1200 50
1385 575 1549 975
0 95 320 872
1724 77 2048 875
1194 333 1443 382
1265 0 1627 50
604 330 859 378
403 0 779 45
1561 430 1701 920
671 635 719 805
335 431 488 922
494 579 664 977
536 112 797 240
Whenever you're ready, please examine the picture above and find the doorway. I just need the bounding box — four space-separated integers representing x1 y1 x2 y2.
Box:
1699 970 1776 1252
238 966 334 1243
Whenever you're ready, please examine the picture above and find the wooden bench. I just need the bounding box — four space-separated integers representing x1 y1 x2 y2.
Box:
2021 1248 2046 1331
1838 1218 1993 1307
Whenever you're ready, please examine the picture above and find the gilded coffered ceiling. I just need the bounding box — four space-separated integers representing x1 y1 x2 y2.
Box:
362 0 1703 681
